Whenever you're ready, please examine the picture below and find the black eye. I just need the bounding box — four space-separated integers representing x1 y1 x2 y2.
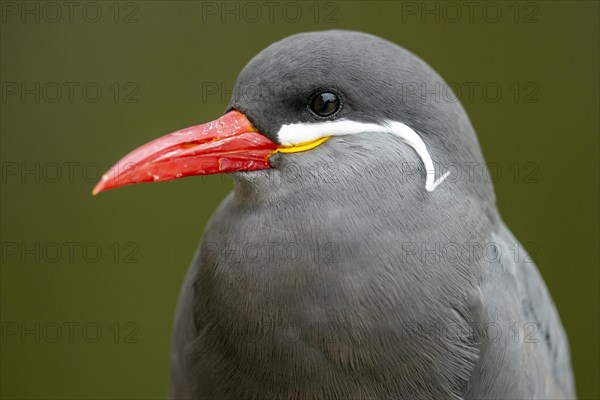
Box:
309 91 340 117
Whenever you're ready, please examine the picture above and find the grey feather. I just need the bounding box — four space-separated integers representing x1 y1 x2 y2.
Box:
169 30 575 399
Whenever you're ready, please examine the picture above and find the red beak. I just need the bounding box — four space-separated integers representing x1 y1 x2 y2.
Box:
92 111 279 195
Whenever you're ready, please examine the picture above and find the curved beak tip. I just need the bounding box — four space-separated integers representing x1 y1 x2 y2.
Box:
91 182 103 196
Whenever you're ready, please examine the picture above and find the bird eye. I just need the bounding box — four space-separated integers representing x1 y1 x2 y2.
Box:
309 91 340 118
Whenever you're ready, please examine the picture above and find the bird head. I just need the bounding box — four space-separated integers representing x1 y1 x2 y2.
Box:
93 30 493 205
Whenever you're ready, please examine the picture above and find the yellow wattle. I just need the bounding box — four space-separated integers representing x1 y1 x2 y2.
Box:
275 136 331 154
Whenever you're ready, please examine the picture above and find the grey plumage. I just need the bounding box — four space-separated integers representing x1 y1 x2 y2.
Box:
170 30 575 399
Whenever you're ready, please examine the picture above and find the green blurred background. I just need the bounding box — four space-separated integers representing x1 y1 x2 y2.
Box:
1 1 598 398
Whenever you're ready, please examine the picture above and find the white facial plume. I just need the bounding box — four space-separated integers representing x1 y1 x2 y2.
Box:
277 120 450 192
